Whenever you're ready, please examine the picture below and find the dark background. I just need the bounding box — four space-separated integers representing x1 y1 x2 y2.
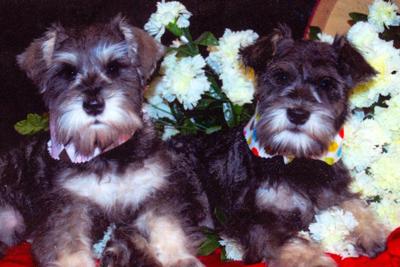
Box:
0 0 316 151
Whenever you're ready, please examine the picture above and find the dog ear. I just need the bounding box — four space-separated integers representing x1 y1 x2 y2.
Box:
113 15 165 83
17 24 66 90
240 24 292 73
333 36 376 88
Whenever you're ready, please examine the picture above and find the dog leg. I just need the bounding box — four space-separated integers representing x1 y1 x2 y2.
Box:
271 237 336 267
32 201 95 267
136 210 204 267
0 206 25 257
101 225 162 267
340 199 388 257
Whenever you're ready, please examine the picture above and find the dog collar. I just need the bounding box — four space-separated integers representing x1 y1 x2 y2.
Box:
243 106 344 165
47 116 134 164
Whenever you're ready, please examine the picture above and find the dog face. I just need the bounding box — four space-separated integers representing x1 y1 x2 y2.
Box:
241 25 375 158
17 15 164 157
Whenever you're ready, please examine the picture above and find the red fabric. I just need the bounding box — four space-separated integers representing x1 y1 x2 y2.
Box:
1 228 399 267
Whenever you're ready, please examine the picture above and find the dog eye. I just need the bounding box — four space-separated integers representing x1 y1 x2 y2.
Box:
106 61 123 77
318 77 335 90
272 70 291 85
58 64 78 80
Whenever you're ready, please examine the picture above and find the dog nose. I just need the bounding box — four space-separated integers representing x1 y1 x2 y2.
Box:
287 108 310 125
83 97 105 116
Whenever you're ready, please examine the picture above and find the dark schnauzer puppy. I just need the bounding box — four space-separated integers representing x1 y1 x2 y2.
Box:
0 16 209 267
171 25 388 267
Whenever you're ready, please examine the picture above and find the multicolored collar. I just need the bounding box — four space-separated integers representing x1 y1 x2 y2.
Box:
243 107 344 165
47 115 134 164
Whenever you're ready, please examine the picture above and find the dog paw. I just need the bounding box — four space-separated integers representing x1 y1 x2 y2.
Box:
355 225 388 258
273 238 337 267
55 251 96 267
100 244 130 267
168 257 205 267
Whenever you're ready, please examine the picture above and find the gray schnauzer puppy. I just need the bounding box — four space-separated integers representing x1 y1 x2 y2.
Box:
0 16 209 267
171 25 388 267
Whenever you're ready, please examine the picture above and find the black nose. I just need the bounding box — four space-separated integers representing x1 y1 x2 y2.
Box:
287 108 310 125
83 97 105 116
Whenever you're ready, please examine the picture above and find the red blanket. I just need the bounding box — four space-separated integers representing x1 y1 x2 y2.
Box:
1 227 399 267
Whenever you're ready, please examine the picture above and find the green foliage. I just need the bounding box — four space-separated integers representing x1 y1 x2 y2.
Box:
349 12 368 24
14 113 49 135
195 32 219 46
198 231 221 256
308 26 321 40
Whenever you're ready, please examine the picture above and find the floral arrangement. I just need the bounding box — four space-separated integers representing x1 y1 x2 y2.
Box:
142 0 258 140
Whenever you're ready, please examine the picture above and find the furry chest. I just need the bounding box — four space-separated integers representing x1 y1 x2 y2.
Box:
255 182 312 214
60 160 167 210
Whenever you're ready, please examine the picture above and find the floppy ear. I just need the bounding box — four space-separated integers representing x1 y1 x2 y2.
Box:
113 15 165 83
17 24 66 90
240 24 293 73
333 36 376 88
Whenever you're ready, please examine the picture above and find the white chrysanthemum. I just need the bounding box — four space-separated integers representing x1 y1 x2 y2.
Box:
206 29 258 105
347 21 380 53
219 237 244 261
349 38 400 108
351 171 380 197
368 0 400 32
162 125 179 140
144 1 192 41
370 150 400 194
160 52 210 110
343 117 390 172
374 95 400 138
317 32 334 44
144 77 175 121
370 196 400 230
309 207 359 257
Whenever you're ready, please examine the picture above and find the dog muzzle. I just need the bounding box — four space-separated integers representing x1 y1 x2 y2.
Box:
243 106 344 165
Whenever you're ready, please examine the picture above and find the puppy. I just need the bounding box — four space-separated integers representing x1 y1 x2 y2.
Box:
0 16 209 267
171 25 388 267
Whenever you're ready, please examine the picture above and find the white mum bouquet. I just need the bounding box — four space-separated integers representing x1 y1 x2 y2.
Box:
143 0 258 140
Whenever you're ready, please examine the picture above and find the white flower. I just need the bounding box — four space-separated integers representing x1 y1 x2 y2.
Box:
368 0 400 32
162 125 179 140
347 21 380 54
317 32 334 44
159 52 210 110
144 77 175 120
206 29 259 105
144 1 192 41
370 196 400 230
309 207 359 257
343 117 390 172
219 237 244 261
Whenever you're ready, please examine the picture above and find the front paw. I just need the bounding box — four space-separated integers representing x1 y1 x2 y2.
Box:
100 243 130 267
272 238 337 267
168 257 204 267
55 251 96 267
355 223 388 257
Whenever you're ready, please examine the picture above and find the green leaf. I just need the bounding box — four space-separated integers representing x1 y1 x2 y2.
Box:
207 75 225 101
220 247 228 261
198 236 220 256
175 44 200 57
349 12 368 23
169 101 184 121
222 102 235 128
166 22 184 37
196 98 216 110
180 118 198 135
195 31 219 46
205 126 222 134
308 26 321 41
14 113 49 135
